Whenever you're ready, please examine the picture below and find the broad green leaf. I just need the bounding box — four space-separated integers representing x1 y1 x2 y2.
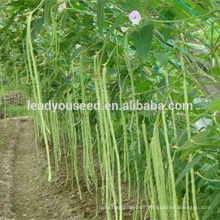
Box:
154 52 169 67
32 17 44 34
139 109 151 118
202 192 220 220
135 81 151 93
97 0 105 34
143 0 153 6
61 11 69 27
8 0 41 8
177 130 212 160
209 96 220 112
82 14 93 27
210 133 220 140
161 27 172 41
123 0 143 13
207 67 219 77
104 13 125 43
177 130 212 152
91 42 103 51
175 155 202 186
132 24 154 59
0 13 17 34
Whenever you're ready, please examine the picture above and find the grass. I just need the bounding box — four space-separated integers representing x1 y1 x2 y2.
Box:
0 0 219 219
0 105 28 118
0 86 28 118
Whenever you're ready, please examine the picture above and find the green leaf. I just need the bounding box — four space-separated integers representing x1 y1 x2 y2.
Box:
132 24 154 59
209 96 220 112
0 13 18 34
123 0 143 13
139 109 151 118
175 155 202 186
135 81 151 93
82 14 93 27
154 52 169 67
161 27 172 41
207 67 219 77
91 42 103 51
177 130 212 159
32 17 44 34
177 130 212 152
44 0 55 28
104 13 125 43
8 0 41 8
202 192 220 220
97 0 105 34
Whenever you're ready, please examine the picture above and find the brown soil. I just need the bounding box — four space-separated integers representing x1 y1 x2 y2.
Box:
0 117 137 220
0 92 24 107
0 117 59 219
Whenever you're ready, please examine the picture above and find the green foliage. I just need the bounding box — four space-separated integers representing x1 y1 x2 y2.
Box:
0 0 220 219
132 24 154 59
209 96 220 112
154 52 169 67
97 0 105 34
122 0 143 13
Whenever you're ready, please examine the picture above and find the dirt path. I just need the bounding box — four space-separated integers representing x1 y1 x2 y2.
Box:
0 117 59 219
11 118 57 219
0 117 106 220
0 117 135 220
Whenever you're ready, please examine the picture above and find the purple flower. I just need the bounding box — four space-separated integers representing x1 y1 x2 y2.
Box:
58 2 66 12
129 11 141 25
